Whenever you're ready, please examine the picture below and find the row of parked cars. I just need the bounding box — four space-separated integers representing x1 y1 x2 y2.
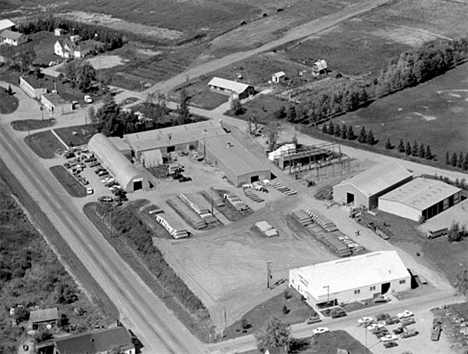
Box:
63 147 97 194
93 167 128 202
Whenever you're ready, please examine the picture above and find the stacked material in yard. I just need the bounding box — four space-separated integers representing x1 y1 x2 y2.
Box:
223 192 250 212
180 193 218 225
167 197 207 229
305 210 338 232
306 223 365 257
265 180 297 195
255 221 279 237
290 209 313 226
154 214 189 239
243 188 264 203
206 189 225 207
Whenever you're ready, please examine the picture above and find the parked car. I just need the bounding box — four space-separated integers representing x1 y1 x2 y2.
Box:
393 326 406 335
381 334 398 342
86 188 94 195
98 196 113 203
358 317 375 325
383 341 398 349
312 327 330 335
367 323 385 331
179 176 192 183
330 308 347 319
306 316 322 325
400 317 416 326
84 95 93 103
397 310 414 319
376 330 390 338
385 317 400 325
400 329 418 339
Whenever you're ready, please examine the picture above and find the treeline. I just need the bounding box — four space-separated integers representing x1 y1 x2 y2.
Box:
93 203 210 318
321 120 376 145
395 139 436 161
445 151 468 170
18 15 124 50
293 37 468 123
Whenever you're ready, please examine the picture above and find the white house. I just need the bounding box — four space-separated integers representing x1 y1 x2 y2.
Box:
272 71 286 83
54 38 92 59
0 30 28 46
54 28 67 36
289 251 411 309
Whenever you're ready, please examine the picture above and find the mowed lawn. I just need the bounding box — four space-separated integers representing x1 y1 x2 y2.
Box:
0 89 19 114
339 63 468 165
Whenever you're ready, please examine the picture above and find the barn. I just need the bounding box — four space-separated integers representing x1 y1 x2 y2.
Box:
208 77 255 100
379 178 462 222
88 134 150 192
199 134 271 186
289 251 411 309
333 162 412 209
124 120 226 161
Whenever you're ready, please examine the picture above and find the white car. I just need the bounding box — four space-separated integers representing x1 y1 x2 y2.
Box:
397 310 414 319
312 327 330 335
381 334 398 342
84 95 93 103
86 188 94 195
358 316 375 325
367 323 385 331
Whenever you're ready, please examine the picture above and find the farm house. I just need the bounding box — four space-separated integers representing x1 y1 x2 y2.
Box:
88 134 150 192
199 134 271 186
124 120 226 161
208 77 255 100
333 162 412 209
289 251 411 309
379 178 462 222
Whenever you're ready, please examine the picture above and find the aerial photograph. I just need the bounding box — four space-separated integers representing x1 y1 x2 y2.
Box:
0 0 467 353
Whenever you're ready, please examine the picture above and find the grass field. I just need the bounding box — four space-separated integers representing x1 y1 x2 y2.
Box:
11 118 55 131
50 165 87 198
24 130 65 159
54 124 98 147
0 88 18 114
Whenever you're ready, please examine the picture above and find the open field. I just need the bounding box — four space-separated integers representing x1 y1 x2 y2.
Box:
54 124 98 147
24 130 65 159
0 88 18 114
11 118 55 131
50 165 87 198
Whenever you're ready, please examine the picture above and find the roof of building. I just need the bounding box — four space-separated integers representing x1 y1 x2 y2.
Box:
272 71 286 77
204 134 270 176
379 178 461 211
0 29 25 40
291 251 410 298
124 120 226 152
336 162 412 197
0 19 15 32
208 77 253 94
30 308 58 323
108 136 131 152
45 327 134 354
20 76 45 89
42 92 70 106
88 133 144 189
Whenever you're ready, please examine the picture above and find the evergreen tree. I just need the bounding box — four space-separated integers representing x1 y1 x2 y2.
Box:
358 127 367 143
406 142 412 156
287 106 297 122
412 141 419 157
425 145 432 160
446 152 450 165
328 121 335 135
322 124 328 134
419 143 425 159
385 139 392 150
366 129 375 145
341 124 347 139
334 124 341 137
463 153 468 171
347 125 354 140
398 139 405 153
459 152 464 168
451 152 458 167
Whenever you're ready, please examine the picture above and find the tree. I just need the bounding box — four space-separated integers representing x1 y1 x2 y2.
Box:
334 124 341 137
406 142 412 156
449 222 462 243
341 124 347 139
446 152 450 165
230 97 243 116
419 143 425 159
34 328 53 343
398 139 405 153
7 84 13 95
255 316 291 353
425 145 432 160
322 124 328 134
357 126 367 143
463 153 468 171
412 141 419 157
328 121 335 135
385 139 393 150
347 125 355 140
177 87 191 122
14 307 30 323
76 63 97 93
366 129 375 145
459 152 464 169
241 318 250 330
282 305 289 314
266 123 282 151
96 96 125 137
287 106 297 122
55 281 78 304
451 152 458 167
455 269 468 296
274 106 286 119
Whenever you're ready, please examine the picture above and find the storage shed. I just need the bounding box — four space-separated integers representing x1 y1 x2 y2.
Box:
379 178 461 222
40 92 73 115
289 251 411 309
199 134 271 186
333 162 412 209
140 149 163 168
88 134 150 192
271 71 286 83
208 77 255 100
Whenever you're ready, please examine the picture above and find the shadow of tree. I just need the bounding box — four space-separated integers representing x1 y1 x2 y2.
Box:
289 337 311 354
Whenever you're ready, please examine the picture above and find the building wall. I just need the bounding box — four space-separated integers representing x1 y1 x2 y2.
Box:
333 183 369 208
19 77 47 99
135 141 197 160
40 96 73 115
289 269 410 307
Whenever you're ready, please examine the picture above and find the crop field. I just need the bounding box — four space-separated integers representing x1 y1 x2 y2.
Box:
339 62 468 167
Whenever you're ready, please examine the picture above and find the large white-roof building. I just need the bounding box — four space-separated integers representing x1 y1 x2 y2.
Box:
289 251 411 308
208 77 255 100
199 134 271 186
0 19 15 32
333 162 412 209
379 178 461 222
88 134 150 192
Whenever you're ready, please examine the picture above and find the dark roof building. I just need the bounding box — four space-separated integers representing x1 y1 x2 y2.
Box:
29 308 58 329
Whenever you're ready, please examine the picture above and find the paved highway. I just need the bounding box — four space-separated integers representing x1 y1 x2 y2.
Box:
0 117 208 354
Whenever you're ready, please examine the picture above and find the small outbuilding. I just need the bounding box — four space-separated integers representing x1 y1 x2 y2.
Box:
40 92 73 115
289 251 411 309
208 77 254 100
54 28 67 36
29 308 58 330
140 149 163 168
88 133 150 192
271 71 286 83
333 162 412 209
312 59 327 75
379 178 462 222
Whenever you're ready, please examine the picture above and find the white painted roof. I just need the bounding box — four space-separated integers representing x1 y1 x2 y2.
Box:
272 71 286 77
208 77 252 94
336 162 412 197
292 251 410 298
379 178 460 211
0 19 15 32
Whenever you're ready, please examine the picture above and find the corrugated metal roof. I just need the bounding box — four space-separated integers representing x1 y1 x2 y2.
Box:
0 19 15 32
292 251 410 298
204 134 270 177
208 77 252 94
337 162 412 197
124 121 226 152
30 308 58 323
379 178 460 211
108 136 131 152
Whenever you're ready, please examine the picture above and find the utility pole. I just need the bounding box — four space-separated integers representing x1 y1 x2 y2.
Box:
210 186 214 214
267 261 272 289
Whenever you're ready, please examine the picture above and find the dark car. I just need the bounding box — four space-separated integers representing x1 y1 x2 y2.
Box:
393 327 405 335
330 308 347 319
385 317 400 325
383 341 398 349
306 316 322 325
179 176 192 183
401 317 416 326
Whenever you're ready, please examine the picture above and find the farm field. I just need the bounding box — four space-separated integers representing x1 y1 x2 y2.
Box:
338 62 468 168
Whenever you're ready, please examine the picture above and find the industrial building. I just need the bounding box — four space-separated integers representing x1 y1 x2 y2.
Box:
41 92 73 115
379 178 462 222
289 251 411 309
19 76 47 99
208 77 255 100
88 134 150 192
333 162 412 209
124 120 226 161
107 137 132 160
199 134 271 186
